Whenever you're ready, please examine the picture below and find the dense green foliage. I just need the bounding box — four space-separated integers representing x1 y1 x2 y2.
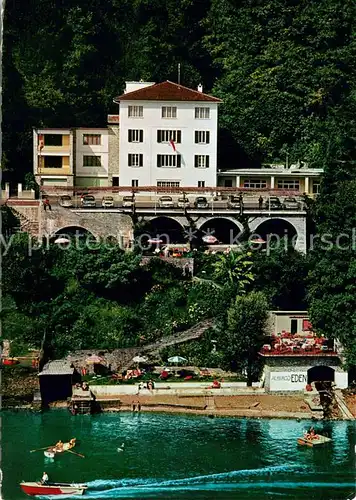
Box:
308 170 356 366
2 0 356 372
3 0 356 178
226 292 269 385
2 238 271 375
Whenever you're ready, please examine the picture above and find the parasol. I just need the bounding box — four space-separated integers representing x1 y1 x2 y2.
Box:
85 354 104 364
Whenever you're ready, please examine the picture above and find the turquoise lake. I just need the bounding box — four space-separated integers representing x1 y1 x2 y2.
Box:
2 410 355 499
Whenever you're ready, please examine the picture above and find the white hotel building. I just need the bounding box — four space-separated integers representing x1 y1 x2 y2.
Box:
114 81 221 189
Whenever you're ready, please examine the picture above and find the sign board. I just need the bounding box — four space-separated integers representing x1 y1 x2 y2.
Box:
270 371 307 391
107 115 120 124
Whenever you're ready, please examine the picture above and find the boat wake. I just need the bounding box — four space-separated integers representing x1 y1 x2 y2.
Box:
37 465 355 499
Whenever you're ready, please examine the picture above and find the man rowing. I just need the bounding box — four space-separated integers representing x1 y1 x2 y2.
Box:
55 440 64 451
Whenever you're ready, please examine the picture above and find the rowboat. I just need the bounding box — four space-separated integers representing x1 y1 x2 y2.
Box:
20 481 87 496
2 357 19 366
44 439 76 457
297 434 332 447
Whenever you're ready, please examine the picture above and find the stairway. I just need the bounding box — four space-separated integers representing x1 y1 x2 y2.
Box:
334 390 355 420
120 319 214 373
8 206 39 237
205 395 215 411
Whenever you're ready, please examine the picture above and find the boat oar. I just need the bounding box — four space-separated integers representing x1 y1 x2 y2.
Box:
65 449 85 458
30 446 54 453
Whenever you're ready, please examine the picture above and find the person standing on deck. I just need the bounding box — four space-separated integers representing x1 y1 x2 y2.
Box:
41 472 49 484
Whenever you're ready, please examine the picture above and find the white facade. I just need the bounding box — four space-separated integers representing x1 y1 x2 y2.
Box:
118 83 219 189
75 129 109 187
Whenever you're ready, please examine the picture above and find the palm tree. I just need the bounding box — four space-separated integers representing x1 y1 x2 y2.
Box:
194 250 254 294
212 250 254 292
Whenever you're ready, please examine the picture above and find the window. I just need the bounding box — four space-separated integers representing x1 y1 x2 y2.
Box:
157 154 181 168
224 179 233 188
83 134 101 145
243 179 267 189
277 179 300 190
128 130 143 142
128 153 143 167
112 177 119 187
198 181 205 188
162 106 177 118
128 106 143 118
195 131 210 144
132 179 139 187
195 107 210 119
44 134 62 146
157 181 180 188
194 155 209 168
83 155 102 167
157 130 181 143
44 156 62 168
312 181 320 194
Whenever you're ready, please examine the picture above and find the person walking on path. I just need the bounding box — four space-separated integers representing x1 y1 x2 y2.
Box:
43 198 51 211
258 195 263 210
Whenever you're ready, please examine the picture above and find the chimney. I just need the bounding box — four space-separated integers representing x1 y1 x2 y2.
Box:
124 81 155 94
197 84 203 93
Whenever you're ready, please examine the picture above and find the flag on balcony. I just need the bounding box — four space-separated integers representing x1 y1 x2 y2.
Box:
169 139 176 152
38 135 44 152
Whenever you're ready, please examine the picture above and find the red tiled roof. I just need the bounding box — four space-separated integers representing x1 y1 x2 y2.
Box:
115 81 222 103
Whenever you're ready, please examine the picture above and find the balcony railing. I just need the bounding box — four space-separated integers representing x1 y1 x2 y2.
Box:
37 167 72 175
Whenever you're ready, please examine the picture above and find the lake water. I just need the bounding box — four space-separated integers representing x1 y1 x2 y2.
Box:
2 410 355 499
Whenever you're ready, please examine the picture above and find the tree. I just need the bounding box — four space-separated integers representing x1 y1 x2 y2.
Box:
1 205 19 238
225 292 268 385
211 250 254 293
204 0 356 166
252 247 309 310
307 176 356 366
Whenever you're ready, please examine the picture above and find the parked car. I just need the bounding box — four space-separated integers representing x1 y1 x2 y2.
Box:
265 196 282 209
81 195 96 208
227 195 241 209
158 196 174 208
101 196 114 208
283 196 300 210
122 195 135 208
177 197 190 208
59 195 73 208
194 196 209 208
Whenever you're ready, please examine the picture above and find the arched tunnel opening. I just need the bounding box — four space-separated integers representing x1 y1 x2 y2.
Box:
52 226 96 243
253 219 297 248
199 218 242 244
145 217 186 245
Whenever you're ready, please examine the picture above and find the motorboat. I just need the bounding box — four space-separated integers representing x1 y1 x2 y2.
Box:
20 481 87 496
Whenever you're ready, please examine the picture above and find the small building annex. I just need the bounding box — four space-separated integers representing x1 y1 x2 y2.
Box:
260 311 348 392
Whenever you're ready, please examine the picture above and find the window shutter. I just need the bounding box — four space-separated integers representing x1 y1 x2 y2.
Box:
140 130 143 142
128 154 132 167
157 130 161 143
194 156 198 168
177 155 181 168
195 131 198 143
157 155 161 168
177 131 181 143
139 154 143 167
206 155 209 168
128 130 132 142
206 132 210 144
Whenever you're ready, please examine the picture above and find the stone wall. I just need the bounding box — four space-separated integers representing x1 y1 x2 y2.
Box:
42 206 133 246
108 124 120 184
